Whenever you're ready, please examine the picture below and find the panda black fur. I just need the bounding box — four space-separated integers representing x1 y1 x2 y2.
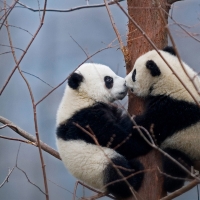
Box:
56 63 144 198
125 47 200 192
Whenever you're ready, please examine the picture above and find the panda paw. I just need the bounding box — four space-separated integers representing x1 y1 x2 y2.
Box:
104 156 144 199
162 148 193 193
128 158 144 191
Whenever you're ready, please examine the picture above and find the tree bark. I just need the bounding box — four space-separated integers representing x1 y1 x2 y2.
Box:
126 0 169 199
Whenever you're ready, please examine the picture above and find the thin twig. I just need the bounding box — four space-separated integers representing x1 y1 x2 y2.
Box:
160 180 200 200
48 179 78 197
69 35 88 57
106 134 116 148
0 0 18 30
36 0 41 21
0 23 34 36
73 181 115 200
0 51 12 55
0 1 46 95
17 166 46 195
73 181 79 200
0 135 36 145
103 0 124 52
0 124 7 129
0 44 25 52
0 144 18 188
0 167 14 188
157 167 192 182
166 13 200 43
17 0 125 13
102 168 154 191
113 133 132 150
22 70 54 88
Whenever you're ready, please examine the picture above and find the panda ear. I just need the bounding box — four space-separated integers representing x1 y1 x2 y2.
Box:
68 73 84 89
146 60 161 77
163 46 176 56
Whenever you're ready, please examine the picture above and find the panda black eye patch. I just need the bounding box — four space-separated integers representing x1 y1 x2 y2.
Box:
132 69 136 82
104 76 113 89
146 60 161 77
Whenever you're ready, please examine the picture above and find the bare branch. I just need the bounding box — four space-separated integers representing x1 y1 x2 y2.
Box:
17 0 125 13
165 15 200 43
73 180 115 200
0 125 7 129
0 0 18 30
0 116 61 160
0 135 36 145
4 5 49 198
0 23 33 36
48 179 78 197
73 181 79 200
0 51 12 55
0 1 47 95
17 165 46 195
22 70 54 88
103 0 124 52
113 133 132 150
157 167 192 182
160 180 200 200
0 167 15 188
102 168 153 191
0 44 25 52
0 144 19 188
69 35 88 57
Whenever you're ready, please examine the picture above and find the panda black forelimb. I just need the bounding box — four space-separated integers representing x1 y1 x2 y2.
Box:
57 103 141 159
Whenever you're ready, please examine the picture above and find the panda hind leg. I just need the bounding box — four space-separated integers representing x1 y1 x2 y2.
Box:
103 156 144 199
162 148 193 193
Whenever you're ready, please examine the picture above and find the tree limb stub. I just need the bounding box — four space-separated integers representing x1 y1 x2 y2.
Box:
167 0 183 5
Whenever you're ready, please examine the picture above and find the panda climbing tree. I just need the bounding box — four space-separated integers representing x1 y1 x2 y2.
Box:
124 0 198 199
125 46 200 193
56 63 144 199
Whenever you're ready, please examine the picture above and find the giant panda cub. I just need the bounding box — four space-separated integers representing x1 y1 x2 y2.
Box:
56 63 144 199
125 47 200 192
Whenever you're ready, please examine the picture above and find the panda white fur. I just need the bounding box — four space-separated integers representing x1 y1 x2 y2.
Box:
125 46 200 192
56 63 144 198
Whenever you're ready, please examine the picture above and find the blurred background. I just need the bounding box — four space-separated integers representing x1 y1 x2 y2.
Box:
0 0 200 199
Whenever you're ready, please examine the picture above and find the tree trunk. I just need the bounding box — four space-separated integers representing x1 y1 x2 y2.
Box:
126 1 169 199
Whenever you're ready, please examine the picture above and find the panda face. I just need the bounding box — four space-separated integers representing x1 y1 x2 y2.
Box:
125 53 162 97
125 48 200 101
68 63 128 103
